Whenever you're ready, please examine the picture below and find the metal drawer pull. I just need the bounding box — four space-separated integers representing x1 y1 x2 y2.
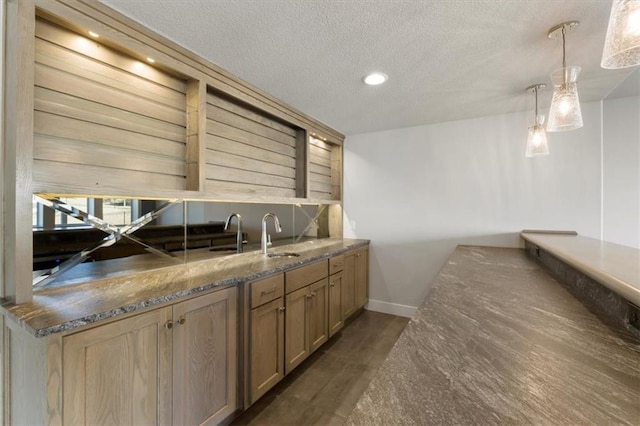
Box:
177 316 186 325
278 306 286 312
306 294 314 299
261 288 278 295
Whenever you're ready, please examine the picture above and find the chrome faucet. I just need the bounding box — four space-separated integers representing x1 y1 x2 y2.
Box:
261 213 282 255
224 213 244 253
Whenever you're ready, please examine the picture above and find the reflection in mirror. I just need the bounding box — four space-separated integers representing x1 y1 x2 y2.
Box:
179 202 327 262
32 196 185 288
32 197 331 288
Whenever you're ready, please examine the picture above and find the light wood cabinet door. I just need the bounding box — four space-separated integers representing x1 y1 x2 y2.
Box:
308 278 329 353
250 297 285 404
342 251 357 318
62 307 173 426
172 287 238 426
355 247 369 309
285 286 309 374
328 271 344 337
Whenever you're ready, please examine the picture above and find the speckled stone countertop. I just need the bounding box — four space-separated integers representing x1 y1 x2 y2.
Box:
521 231 640 306
1 238 368 338
347 246 640 425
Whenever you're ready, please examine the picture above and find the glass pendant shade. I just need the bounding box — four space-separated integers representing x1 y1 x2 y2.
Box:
526 115 550 157
602 0 640 69
547 66 583 132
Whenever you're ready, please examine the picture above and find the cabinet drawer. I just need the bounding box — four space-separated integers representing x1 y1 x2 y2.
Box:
251 274 285 308
285 260 328 294
329 255 344 274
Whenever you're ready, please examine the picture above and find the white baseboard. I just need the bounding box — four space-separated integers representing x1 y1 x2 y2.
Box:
365 299 417 318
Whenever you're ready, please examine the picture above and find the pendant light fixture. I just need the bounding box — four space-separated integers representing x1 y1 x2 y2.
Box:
525 84 550 158
602 0 640 69
547 21 583 132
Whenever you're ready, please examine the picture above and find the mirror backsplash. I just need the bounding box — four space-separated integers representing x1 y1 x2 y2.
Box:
32 196 327 289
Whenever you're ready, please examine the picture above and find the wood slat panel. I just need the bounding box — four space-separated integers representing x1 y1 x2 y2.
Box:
309 163 331 177
208 105 295 147
204 180 296 198
205 164 295 189
309 180 333 194
36 38 184 108
36 18 186 92
206 135 295 168
35 63 185 126
205 149 295 179
310 151 331 168
206 120 295 157
34 160 185 191
310 190 332 199
207 94 296 137
34 111 185 159
35 87 185 142
34 135 186 177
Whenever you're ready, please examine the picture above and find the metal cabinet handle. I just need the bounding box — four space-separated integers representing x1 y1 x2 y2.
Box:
177 316 186 325
306 294 314 299
330 282 335 287
164 320 174 330
261 288 277 295
278 306 286 312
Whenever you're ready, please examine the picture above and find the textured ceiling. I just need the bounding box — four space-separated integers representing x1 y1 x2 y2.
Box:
100 0 636 135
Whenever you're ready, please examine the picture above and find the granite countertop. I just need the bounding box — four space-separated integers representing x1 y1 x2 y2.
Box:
347 246 640 425
1 238 368 337
520 231 640 306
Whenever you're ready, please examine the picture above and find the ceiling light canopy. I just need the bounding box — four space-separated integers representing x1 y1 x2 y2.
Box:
547 21 583 132
602 0 640 68
362 72 388 86
525 84 550 158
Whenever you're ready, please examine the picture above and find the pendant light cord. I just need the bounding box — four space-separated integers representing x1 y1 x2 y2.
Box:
562 25 567 68
534 87 538 120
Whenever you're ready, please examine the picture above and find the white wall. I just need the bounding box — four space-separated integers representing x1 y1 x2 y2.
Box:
603 94 640 249
343 101 603 315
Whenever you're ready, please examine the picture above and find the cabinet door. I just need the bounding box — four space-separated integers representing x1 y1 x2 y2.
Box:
328 272 344 337
342 251 357 319
285 286 309 374
63 307 173 426
355 247 369 309
250 297 285 404
172 287 238 426
308 278 329 353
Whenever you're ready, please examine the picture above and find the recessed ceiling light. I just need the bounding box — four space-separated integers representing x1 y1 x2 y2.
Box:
146 57 156 63
362 72 388 86
88 31 99 38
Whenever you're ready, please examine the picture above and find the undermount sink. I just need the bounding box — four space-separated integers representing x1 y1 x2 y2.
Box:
267 252 300 258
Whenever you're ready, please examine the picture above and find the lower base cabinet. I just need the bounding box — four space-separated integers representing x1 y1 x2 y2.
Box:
61 286 238 425
247 274 285 404
63 306 173 425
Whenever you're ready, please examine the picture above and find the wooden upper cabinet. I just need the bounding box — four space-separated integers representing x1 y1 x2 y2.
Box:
28 11 344 203
33 18 188 193
62 307 173 425
204 89 301 198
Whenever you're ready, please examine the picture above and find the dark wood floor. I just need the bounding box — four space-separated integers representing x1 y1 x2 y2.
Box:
231 310 409 425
